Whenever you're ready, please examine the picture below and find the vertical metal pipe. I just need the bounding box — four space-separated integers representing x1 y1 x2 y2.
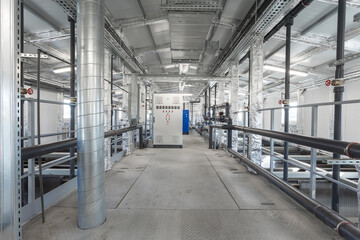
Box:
208 86 211 118
110 56 114 156
214 84 217 106
209 126 213 149
227 119 232 149
283 17 293 182
76 0 105 229
37 49 45 223
139 126 144 149
204 90 207 119
144 85 147 139
332 0 346 212
27 101 36 204
270 109 275 173
310 106 318 199
69 17 76 179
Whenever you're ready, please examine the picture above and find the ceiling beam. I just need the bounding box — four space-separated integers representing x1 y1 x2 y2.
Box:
139 75 230 82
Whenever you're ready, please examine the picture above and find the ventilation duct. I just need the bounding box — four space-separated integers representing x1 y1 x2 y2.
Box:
76 0 106 229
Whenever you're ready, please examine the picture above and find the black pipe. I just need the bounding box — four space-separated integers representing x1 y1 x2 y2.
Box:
264 0 313 42
214 84 217 107
69 17 76 179
204 90 207 119
144 85 148 141
22 126 142 160
209 126 213 149
228 149 360 240
37 49 45 223
208 86 211 118
227 119 232 149
283 17 293 182
212 125 360 159
332 0 346 213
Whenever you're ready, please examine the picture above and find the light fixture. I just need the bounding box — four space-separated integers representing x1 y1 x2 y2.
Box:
189 65 198 70
264 65 308 77
53 66 76 73
181 93 193 96
164 64 177 69
185 84 193 87
179 64 189 74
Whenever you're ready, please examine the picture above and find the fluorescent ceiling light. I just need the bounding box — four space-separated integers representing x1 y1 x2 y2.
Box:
182 93 193 96
53 66 76 73
189 65 198 70
185 84 193 87
164 64 177 69
264 65 308 77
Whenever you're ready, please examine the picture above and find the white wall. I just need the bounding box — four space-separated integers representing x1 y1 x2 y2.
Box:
24 86 64 144
262 81 360 142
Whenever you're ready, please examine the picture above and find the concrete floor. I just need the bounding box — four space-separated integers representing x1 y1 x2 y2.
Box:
23 133 340 240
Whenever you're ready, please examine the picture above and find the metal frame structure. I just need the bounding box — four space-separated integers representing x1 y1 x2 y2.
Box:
0 0 22 239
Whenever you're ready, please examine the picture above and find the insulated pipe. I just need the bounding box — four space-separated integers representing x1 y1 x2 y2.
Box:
332 0 346 213
76 0 105 229
21 125 142 160
69 16 76 179
283 17 293 182
228 149 360 240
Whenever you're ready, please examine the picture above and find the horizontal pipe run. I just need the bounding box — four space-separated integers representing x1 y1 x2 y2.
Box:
235 99 360 113
22 97 76 106
228 149 360 240
22 130 76 140
212 125 360 159
22 125 142 160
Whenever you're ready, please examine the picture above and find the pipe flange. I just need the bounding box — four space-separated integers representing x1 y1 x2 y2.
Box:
282 99 290 105
70 97 77 103
332 79 344 86
335 221 352 237
344 142 357 158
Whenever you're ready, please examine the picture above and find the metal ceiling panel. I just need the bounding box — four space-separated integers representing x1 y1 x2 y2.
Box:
169 12 215 50
123 26 154 49
221 0 255 21
105 0 142 19
149 22 171 46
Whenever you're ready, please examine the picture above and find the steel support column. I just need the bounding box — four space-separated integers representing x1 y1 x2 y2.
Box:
76 0 106 229
69 16 76 178
332 0 346 213
0 0 22 239
283 17 293 182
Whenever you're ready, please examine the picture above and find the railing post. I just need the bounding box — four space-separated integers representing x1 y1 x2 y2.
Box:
270 109 275 173
227 119 232 150
242 111 247 156
139 126 144 149
310 106 318 199
209 126 213 149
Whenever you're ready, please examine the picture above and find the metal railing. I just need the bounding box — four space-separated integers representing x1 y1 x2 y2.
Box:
208 123 360 239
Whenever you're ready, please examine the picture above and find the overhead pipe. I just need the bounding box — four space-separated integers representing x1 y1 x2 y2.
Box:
228 149 360 240
332 0 346 213
76 0 105 229
283 17 293 182
264 0 313 42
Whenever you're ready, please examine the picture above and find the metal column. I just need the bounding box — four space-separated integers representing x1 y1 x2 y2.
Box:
76 0 106 229
332 0 346 213
0 0 22 238
310 106 318 199
69 16 76 179
283 17 293 182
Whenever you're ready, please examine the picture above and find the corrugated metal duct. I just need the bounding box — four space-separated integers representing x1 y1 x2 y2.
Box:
76 0 106 229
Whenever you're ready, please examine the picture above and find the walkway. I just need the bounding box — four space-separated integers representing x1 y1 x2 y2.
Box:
23 133 338 240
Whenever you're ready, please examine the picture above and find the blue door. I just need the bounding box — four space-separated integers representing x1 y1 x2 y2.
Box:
183 110 189 134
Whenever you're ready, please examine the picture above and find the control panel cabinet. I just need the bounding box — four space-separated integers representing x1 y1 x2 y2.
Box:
153 94 183 148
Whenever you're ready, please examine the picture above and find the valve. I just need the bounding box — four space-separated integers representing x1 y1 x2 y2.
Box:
27 88 34 95
244 106 248 110
325 80 331 86
278 100 283 105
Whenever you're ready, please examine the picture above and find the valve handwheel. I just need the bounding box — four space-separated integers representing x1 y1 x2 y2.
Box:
27 88 34 95
278 100 283 105
325 80 331 86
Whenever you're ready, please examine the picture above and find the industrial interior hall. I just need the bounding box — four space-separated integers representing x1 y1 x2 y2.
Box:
2 0 360 239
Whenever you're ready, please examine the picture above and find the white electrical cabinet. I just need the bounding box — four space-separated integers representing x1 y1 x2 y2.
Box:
153 94 183 148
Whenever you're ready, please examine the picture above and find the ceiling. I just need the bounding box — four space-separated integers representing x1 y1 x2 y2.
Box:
22 0 360 102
